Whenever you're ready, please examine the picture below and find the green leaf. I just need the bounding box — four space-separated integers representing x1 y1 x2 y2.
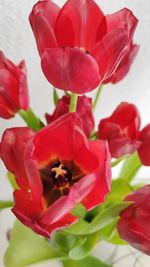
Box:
0 200 13 209
4 220 65 267
111 155 129 167
63 256 111 267
65 201 132 236
69 233 98 260
108 228 127 245
19 108 42 131
119 153 142 182
52 231 78 253
84 202 132 235
64 219 90 236
7 172 19 190
90 131 98 140
107 180 132 202
99 219 127 245
71 204 87 219
53 88 59 105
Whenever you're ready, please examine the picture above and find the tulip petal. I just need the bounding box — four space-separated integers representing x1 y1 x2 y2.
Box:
138 124 150 166
0 93 15 119
13 190 42 219
18 61 29 110
30 0 60 30
13 187 77 238
109 138 141 158
29 113 80 166
41 47 100 94
39 196 76 225
29 0 60 55
104 44 139 84
125 185 150 206
12 190 49 237
55 0 107 51
30 13 58 55
117 218 150 256
0 69 19 108
41 213 77 238
110 102 141 139
0 127 34 189
82 140 111 209
99 121 124 140
25 159 43 202
29 113 99 173
91 29 129 81
106 8 138 40
73 125 100 172
0 51 18 76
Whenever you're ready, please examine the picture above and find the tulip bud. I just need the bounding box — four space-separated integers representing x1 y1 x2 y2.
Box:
46 95 94 137
138 124 150 166
98 102 141 158
117 185 150 255
0 51 29 119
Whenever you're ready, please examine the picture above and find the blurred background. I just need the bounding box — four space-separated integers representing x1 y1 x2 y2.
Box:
0 0 150 266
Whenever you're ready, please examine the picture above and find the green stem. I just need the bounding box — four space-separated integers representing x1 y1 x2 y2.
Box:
93 84 103 111
119 153 142 182
0 201 14 209
7 172 19 190
90 131 97 140
111 155 129 167
69 93 78 112
19 108 43 131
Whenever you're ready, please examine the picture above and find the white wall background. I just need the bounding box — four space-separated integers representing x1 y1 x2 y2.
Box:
0 0 150 266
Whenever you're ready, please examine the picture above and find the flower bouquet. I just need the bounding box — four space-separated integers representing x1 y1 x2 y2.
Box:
0 1 150 266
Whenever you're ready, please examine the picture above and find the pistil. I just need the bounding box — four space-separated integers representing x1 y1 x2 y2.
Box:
51 163 67 179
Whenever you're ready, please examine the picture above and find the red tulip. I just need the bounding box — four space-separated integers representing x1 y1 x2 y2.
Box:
117 185 150 256
138 124 150 166
98 102 141 158
1 113 111 237
29 0 138 94
46 95 94 137
0 51 29 119
103 43 139 84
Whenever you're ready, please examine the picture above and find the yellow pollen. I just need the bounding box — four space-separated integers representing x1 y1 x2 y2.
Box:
80 47 86 52
52 163 67 178
74 46 86 52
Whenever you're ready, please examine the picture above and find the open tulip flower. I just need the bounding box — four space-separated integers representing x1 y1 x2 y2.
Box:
1 113 111 237
29 0 138 93
0 51 29 119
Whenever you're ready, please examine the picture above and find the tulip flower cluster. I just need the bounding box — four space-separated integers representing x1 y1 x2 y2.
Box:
0 1 150 266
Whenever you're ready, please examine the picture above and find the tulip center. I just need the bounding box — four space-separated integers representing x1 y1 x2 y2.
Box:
51 161 72 187
40 160 83 207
